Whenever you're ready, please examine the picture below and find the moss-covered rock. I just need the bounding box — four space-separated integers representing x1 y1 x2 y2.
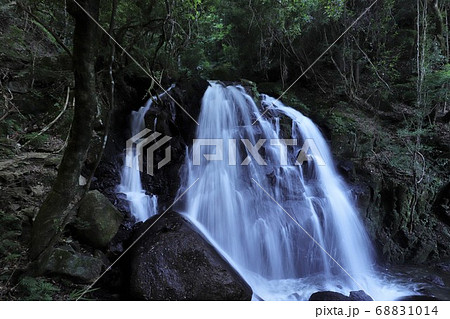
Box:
45 247 103 283
75 190 123 248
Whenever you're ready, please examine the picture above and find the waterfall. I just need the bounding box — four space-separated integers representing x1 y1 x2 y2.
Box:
179 83 410 300
117 86 174 222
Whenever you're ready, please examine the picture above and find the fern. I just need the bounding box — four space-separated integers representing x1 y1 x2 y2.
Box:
18 277 60 301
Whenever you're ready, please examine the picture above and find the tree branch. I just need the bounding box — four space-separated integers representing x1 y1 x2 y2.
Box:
17 2 73 57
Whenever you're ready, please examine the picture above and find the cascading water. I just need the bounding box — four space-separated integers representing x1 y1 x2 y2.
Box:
179 83 411 300
117 86 174 222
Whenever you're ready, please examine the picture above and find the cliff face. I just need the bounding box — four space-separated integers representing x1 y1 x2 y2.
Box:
313 99 450 265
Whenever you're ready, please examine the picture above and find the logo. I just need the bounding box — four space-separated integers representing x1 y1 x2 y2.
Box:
126 129 326 176
125 129 172 176
193 138 325 166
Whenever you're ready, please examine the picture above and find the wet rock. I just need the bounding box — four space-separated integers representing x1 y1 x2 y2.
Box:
309 291 351 301
309 290 373 301
349 290 374 301
433 182 450 227
396 295 441 301
128 211 252 300
425 275 445 287
75 190 123 248
337 160 355 179
92 76 207 216
436 260 450 273
45 247 103 283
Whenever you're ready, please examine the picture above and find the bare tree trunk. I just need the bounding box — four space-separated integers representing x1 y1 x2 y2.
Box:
29 0 100 268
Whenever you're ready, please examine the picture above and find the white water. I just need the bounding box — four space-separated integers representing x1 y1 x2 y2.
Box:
179 83 413 300
117 86 174 222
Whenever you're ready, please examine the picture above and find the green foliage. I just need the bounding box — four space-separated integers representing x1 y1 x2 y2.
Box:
423 64 450 104
320 0 345 20
283 92 311 114
328 111 356 134
23 132 49 149
0 210 21 233
18 277 60 301
0 210 22 259
0 238 21 258
104 0 346 80
68 287 99 301
0 25 27 58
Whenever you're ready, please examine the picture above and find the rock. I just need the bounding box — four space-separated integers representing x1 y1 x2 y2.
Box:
45 247 103 283
337 160 355 179
128 211 252 300
396 295 441 301
75 190 123 248
78 175 87 186
309 290 373 301
8 80 29 93
92 77 207 217
436 261 450 273
433 182 450 227
30 184 45 197
425 275 445 287
43 154 62 168
349 290 374 301
309 291 351 301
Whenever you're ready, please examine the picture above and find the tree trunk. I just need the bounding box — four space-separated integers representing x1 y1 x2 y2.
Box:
29 0 100 267
428 0 446 51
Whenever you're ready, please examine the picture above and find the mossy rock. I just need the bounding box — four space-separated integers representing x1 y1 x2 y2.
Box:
45 248 103 283
75 190 123 248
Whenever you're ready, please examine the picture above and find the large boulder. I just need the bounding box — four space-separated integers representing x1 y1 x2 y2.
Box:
45 247 104 283
128 211 252 300
75 190 123 248
309 290 373 301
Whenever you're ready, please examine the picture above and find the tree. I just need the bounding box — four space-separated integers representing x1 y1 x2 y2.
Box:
29 0 100 270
